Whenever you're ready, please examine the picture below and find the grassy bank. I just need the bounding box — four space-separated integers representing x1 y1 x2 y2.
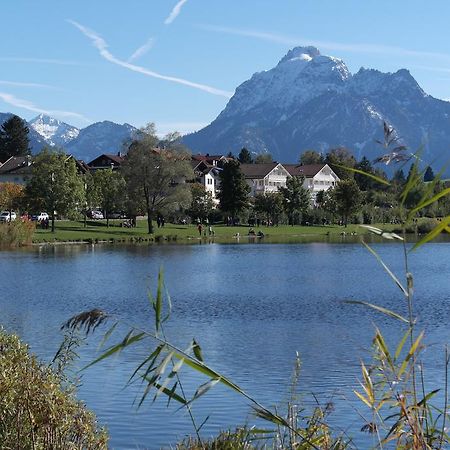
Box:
32 219 402 244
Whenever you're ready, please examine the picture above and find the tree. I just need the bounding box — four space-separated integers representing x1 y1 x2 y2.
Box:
92 169 127 227
332 179 362 226
0 182 25 217
324 147 356 180
354 156 375 191
122 126 193 234
26 150 85 232
187 183 215 222
238 148 253 164
392 169 406 185
253 192 284 225
254 153 273 164
424 166 435 182
299 150 324 165
0 115 31 162
279 176 311 225
217 160 250 220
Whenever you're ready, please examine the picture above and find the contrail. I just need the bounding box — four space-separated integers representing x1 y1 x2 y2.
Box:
68 20 232 98
164 0 188 25
128 37 154 62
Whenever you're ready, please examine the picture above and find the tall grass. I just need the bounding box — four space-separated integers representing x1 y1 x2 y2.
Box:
0 327 108 449
0 220 35 247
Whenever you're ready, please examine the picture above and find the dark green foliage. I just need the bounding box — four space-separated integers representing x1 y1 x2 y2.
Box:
392 169 406 185
218 160 250 218
424 166 435 182
254 153 273 164
324 147 356 180
279 176 310 225
354 156 375 191
26 149 85 232
299 150 324 165
332 179 362 226
187 183 216 222
0 115 31 162
92 169 127 227
238 147 253 164
253 192 284 225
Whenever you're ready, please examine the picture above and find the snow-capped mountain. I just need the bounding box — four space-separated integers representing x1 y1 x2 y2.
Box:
29 114 79 148
183 46 450 169
0 113 137 162
66 121 137 162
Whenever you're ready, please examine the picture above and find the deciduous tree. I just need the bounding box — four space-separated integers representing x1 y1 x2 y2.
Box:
26 150 85 232
325 147 356 180
187 183 215 222
122 126 193 234
254 153 273 164
332 179 362 226
299 150 324 165
0 182 25 217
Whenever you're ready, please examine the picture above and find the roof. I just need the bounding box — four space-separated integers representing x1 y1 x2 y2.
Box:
0 156 33 175
88 153 125 167
240 163 279 178
283 163 326 177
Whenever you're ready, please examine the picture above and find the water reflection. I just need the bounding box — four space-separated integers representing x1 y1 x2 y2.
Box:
1 242 450 448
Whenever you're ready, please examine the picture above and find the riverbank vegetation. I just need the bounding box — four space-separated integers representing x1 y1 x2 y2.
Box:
0 328 107 449
0 220 35 246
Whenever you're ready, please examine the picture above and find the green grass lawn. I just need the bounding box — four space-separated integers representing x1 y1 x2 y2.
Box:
32 219 398 244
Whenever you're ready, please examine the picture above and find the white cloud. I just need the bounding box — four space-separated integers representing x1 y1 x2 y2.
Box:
68 20 232 98
0 91 90 122
164 0 189 25
0 80 59 90
199 24 450 62
128 37 155 63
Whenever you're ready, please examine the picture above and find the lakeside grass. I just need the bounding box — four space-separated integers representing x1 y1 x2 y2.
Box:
32 219 398 244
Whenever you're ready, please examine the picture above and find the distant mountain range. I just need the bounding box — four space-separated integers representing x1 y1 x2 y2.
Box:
0 113 137 163
183 46 450 171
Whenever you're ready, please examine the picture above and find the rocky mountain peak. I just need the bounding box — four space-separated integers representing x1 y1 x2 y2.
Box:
277 46 321 65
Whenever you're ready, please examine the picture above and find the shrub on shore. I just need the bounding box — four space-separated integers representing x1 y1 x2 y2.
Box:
0 328 108 449
0 220 35 247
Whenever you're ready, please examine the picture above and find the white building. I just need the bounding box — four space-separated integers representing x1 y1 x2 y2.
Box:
240 163 291 196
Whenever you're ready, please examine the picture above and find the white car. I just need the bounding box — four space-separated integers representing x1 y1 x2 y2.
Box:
36 212 49 222
0 211 17 222
90 210 104 219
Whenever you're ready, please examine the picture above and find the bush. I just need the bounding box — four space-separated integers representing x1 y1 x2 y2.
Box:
0 328 108 449
0 220 35 247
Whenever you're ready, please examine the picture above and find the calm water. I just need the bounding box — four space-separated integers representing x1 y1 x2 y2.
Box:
1 241 450 449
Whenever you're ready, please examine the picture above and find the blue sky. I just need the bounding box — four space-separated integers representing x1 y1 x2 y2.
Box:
2 0 450 135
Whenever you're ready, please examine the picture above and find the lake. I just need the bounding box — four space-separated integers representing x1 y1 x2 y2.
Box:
1 240 450 449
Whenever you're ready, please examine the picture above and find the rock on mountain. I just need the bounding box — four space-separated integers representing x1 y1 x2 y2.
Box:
183 46 450 170
28 114 79 148
66 121 137 162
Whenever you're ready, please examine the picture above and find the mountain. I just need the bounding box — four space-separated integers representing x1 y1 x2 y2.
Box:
183 46 450 170
66 121 137 162
29 114 79 148
0 113 137 162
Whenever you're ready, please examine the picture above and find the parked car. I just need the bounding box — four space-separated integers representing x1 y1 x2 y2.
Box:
31 212 49 222
106 212 127 219
88 210 104 219
0 211 17 222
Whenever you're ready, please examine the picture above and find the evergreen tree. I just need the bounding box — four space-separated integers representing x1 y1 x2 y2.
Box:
279 176 311 225
238 147 253 164
0 115 31 162
354 156 375 191
424 166 435 182
218 160 250 220
392 169 406 185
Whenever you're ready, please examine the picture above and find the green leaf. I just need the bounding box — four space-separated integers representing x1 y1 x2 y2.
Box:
82 331 145 371
332 163 391 186
409 187 450 216
394 329 412 360
345 300 409 323
193 339 203 361
412 216 450 251
362 240 408 297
